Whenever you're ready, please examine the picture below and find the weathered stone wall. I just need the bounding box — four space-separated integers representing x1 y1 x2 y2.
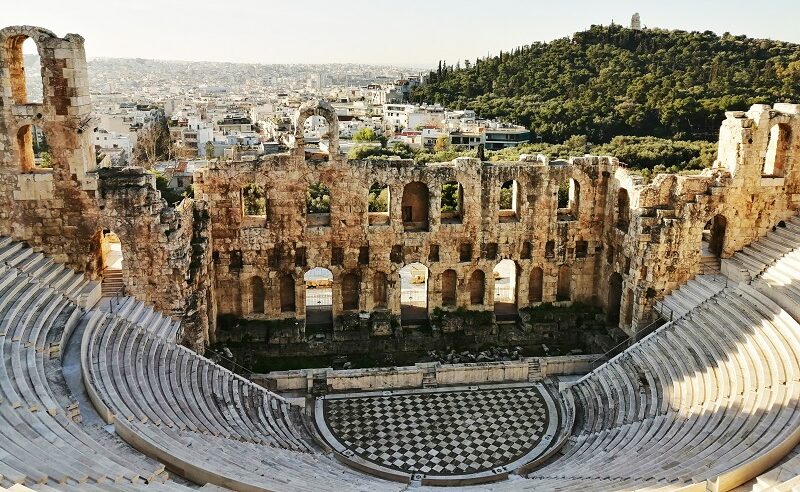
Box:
197 104 613 341
0 26 212 351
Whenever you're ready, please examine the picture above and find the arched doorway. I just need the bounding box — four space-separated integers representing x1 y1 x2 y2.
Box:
402 182 430 232
493 260 517 320
399 262 428 324
557 265 571 302
469 270 486 305
441 269 457 307
607 272 623 324
304 267 333 334
250 277 265 314
528 267 543 303
280 273 296 313
100 230 124 297
701 214 726 274
341 271 360 311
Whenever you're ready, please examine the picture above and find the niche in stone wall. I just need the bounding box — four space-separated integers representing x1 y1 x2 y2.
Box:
402 182 430 232
616 189 630 232
459 243 473 262
250 276 265 314
280 273 296 313
373 271 388 309
528 267 544 303
442 269 457 307
469 270 486 305
557 265 571 301
341 271 360 311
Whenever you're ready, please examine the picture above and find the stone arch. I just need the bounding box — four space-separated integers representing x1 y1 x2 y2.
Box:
341 271 360 311
294 99 340 155
469 269 486 305
702 213 728 259
607 272 623 324
400 262 428 324
441 269 457 307
0 26 56 105
280 273 296 313
402 181 430 231
440 181 464 224
373 271 388 309
557 265 571 301
304 267 334 330
528 267 543 303
250 276 265 314
616 188 630 232
763 123 791 177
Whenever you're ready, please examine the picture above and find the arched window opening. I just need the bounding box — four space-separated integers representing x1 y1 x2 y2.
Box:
304 267 333 332
607 273 623 324
557 178 580 220
368 182 390 226
17 125 51 172
440 181 464 224
400 262 428 324
499 180 520 222
520 241 532 260
701 214 727 263
528 267 544 303
469 270 486 305
7 36 43 105
242 183 266 217
373 271 388 309
298 114 331 159
307 182 331 227
557 265 571 302
545 240 555 259
616 189 630 232
763 124 790 177
280 273 296 313
441 269 457 307
402 182 430 232
341 272 360 311
250 277 265 314
494 260 517 319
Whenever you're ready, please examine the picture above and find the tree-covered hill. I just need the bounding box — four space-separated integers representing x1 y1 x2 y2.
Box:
412 25 800 143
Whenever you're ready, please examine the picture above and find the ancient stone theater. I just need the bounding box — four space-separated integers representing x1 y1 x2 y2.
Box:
2 25 800 491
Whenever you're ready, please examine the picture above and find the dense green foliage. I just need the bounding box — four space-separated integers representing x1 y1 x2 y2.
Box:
368 183 389 212
352 127 378 142
413 25 800 143
440 182 461 212
306 182 331 213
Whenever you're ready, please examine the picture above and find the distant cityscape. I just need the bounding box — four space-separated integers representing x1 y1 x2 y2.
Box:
24 54 531 188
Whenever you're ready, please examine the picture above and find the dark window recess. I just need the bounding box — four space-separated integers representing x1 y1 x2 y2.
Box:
295 247 307 268
575 241 588 258
268 248 280 268
331 247 344 266
520 241 532 260
483 242 498 260
230 250 243 270
606 245 614 265
390 245 403 264
358 246 370 265
212 251 220 264
428 244 440 262
625 257 632 274
545 240 555 259
459 243 473 262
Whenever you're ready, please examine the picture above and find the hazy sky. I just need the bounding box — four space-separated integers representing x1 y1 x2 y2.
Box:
8 0 800 67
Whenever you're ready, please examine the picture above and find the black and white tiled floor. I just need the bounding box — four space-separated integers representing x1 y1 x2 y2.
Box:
319 384 556 477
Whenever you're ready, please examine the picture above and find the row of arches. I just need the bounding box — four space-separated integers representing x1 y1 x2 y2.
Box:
242 178 613 230
244 261 575 324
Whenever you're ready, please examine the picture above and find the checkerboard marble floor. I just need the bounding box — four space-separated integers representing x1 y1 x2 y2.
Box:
322 385 552 476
